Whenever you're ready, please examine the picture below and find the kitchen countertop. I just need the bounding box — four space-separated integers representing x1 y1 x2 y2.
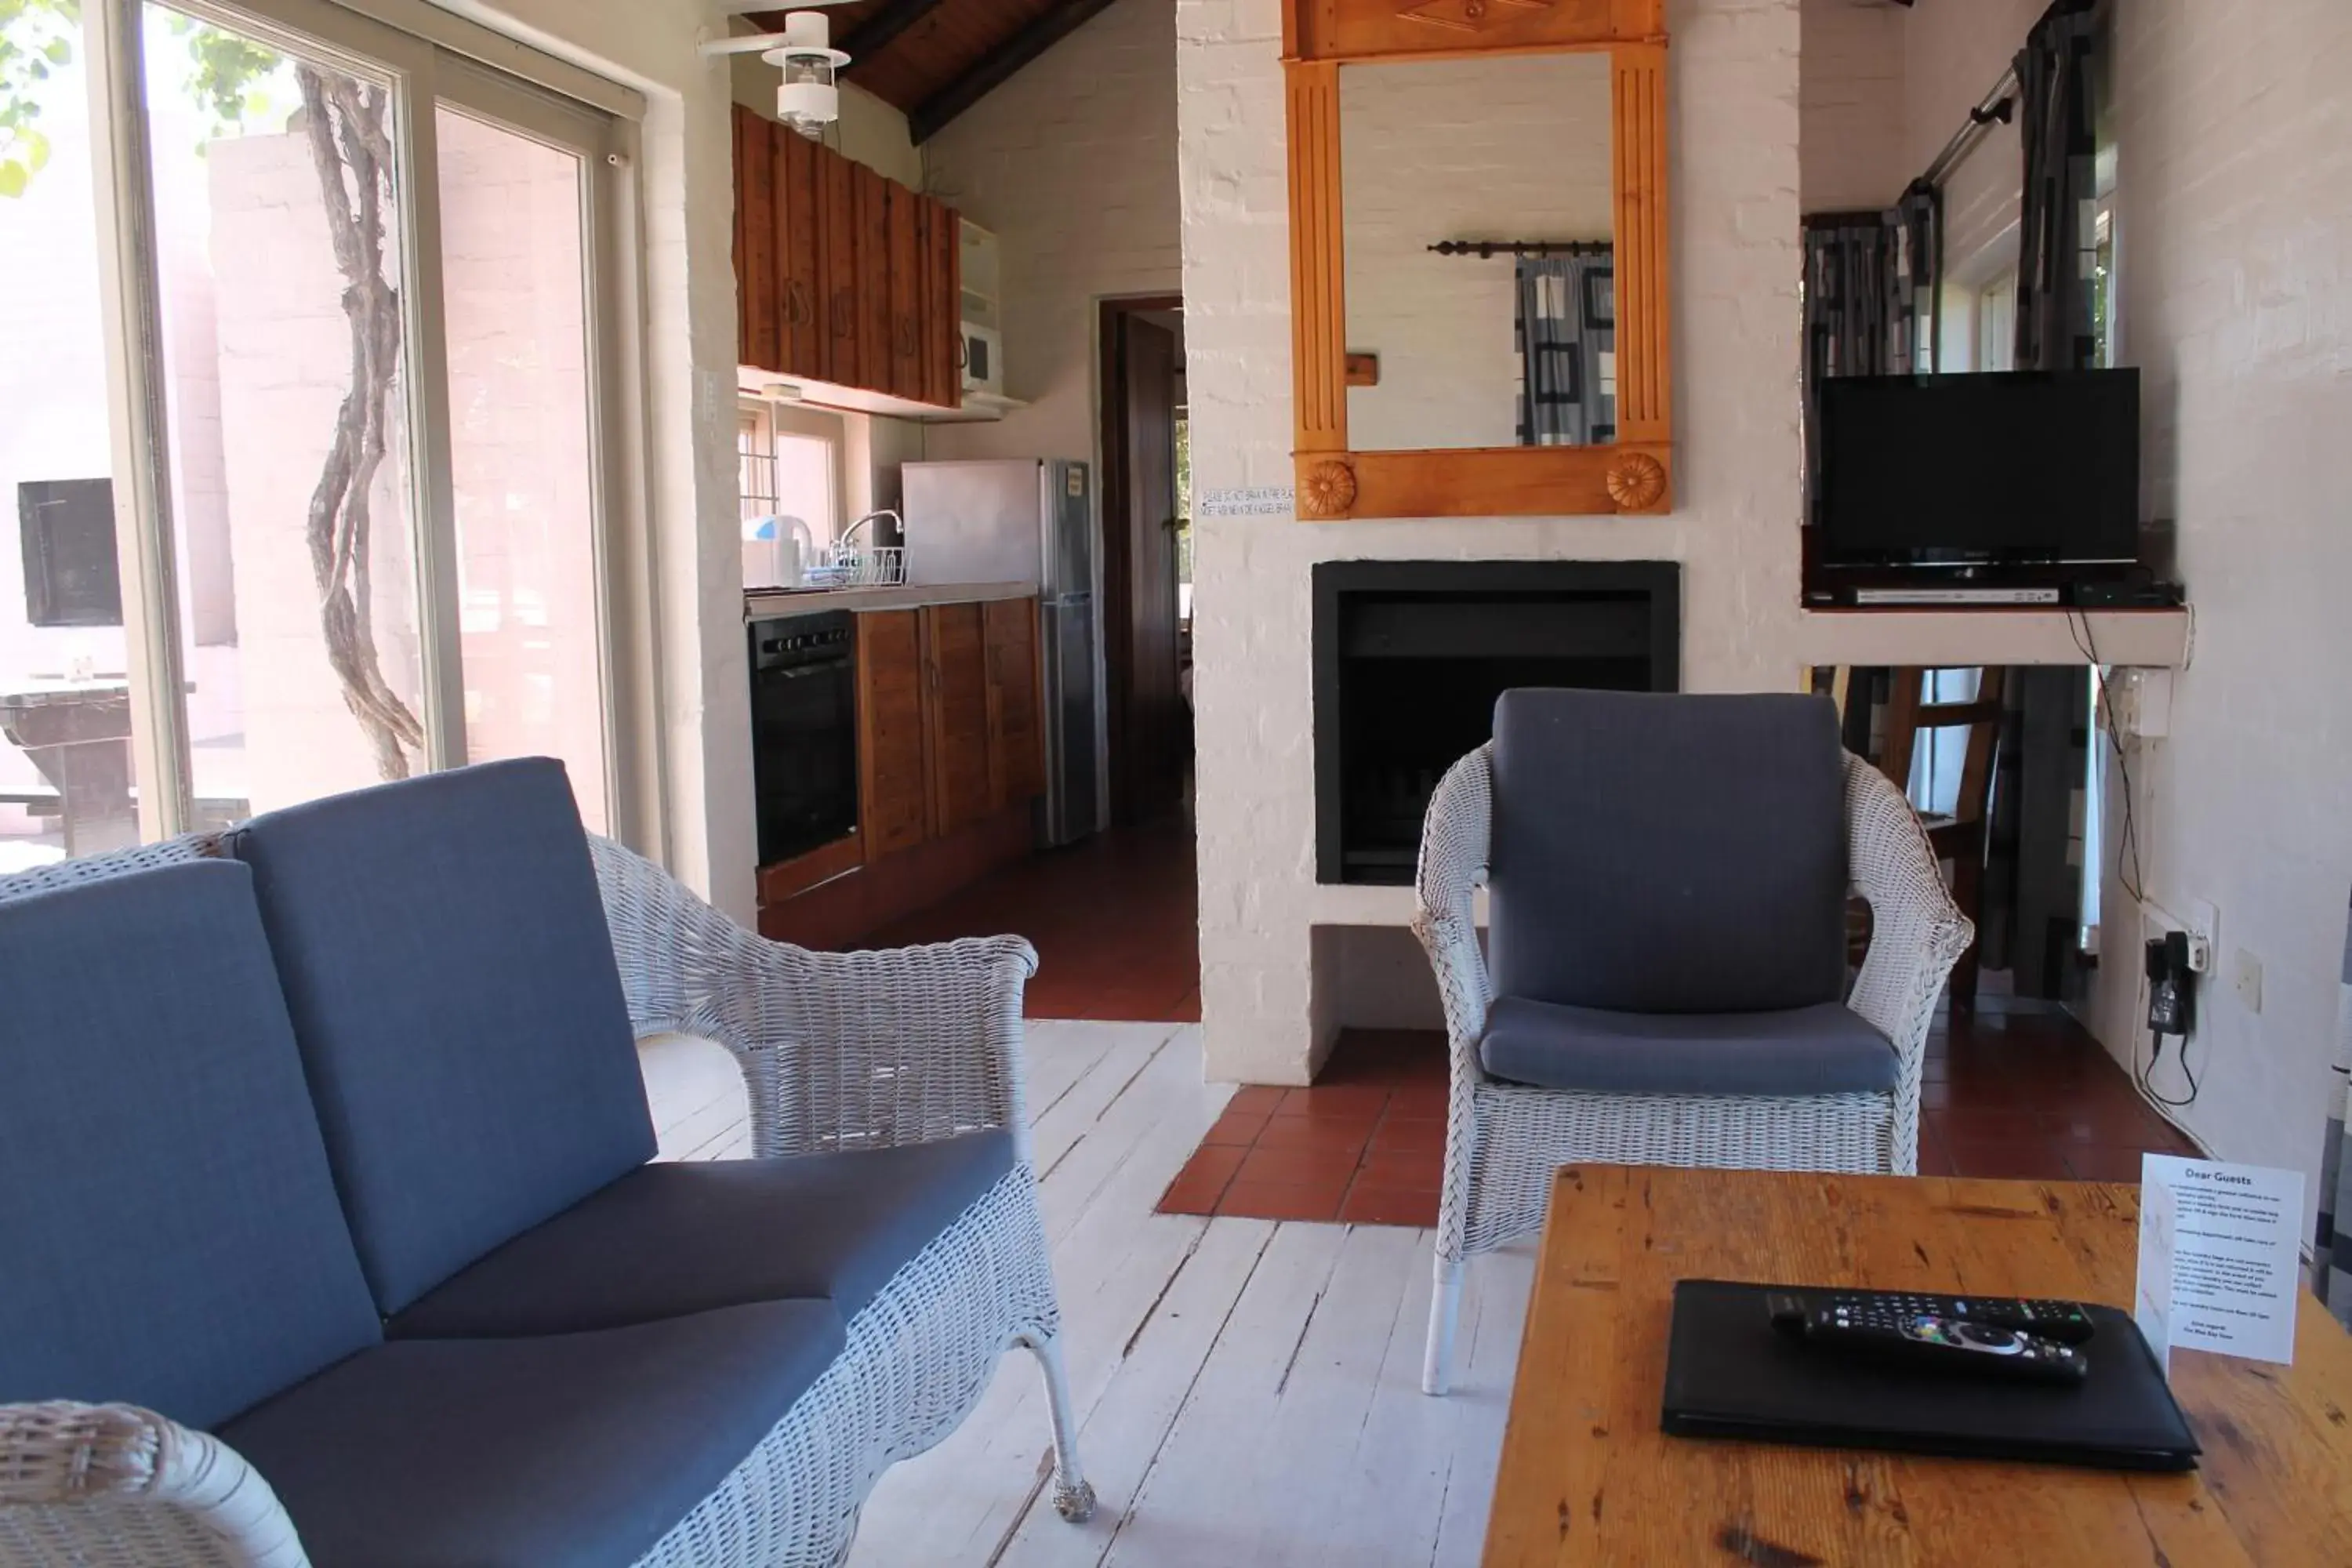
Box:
744 580 1036 621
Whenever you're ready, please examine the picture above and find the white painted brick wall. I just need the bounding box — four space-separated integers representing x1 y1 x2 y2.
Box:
1339 53 1613 450
1798 0 1909 212
2077 0 2352 1222
1180 0 1812 1083
921 0 1183 470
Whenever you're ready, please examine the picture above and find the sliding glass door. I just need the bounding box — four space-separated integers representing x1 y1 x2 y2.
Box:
0 0 640 864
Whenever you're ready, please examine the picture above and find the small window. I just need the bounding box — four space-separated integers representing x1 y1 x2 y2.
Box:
18 479 122 629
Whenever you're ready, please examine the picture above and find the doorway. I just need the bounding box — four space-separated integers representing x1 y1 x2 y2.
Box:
1098 296 1190 827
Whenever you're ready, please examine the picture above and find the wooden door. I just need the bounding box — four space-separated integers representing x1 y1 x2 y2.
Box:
857 610 927 861
887 185 922 401
732 105 779 370
821 145 857 385
985 597 1046 809
921 603 993 837
853 163 891 394
1110 312 1186 823
776 126 823 380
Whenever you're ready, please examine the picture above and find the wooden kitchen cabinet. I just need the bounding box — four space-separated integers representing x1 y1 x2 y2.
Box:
920 603 994 838
731 111 963 406
776 126 822 380
856 610 927 861
984 597 1046 810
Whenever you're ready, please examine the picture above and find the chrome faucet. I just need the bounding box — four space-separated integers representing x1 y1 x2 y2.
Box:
840 509 900 549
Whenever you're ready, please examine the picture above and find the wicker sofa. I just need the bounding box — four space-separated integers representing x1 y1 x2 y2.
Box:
0 759 1090 1566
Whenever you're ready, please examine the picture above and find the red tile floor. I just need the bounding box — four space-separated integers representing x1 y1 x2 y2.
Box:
854 812 2199 1227
858 813 1200 1022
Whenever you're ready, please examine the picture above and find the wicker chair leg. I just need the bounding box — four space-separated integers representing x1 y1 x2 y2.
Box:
1021 1332 1094 1523
1422 1254 1466 1396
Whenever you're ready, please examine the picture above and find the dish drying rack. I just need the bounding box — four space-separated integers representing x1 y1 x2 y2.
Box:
806 541 906 588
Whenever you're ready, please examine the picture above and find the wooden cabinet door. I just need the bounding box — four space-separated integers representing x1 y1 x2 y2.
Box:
732 104 779 370
821 144 857 385
920 198 962 408
887 185 922 401
776 126 823 380
921 603 993 837
853 163 891 394
985 597 1046 809
857 610 927 861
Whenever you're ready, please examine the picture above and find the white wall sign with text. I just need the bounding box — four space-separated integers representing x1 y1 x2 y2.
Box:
1199 486 1295 517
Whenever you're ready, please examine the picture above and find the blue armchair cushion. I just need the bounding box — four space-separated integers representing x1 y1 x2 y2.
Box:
387 1131 1017 1338
0 862 381 1431
228 758 655 1315
1480 995 1898 1097
221 1301 844 1568
1488 689 1850 1015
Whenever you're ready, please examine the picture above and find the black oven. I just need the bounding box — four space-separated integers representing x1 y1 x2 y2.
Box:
749 610 858 867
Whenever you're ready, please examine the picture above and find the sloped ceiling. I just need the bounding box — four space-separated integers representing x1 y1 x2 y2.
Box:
750 0 1125 143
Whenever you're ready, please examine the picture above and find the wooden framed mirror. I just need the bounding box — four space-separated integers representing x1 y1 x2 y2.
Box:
1283 1 1672 520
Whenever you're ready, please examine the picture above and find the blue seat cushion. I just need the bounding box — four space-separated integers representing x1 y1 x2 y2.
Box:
1488 689 1850 1014
388 1132 1018 1338
0 862 381 1432
228 758 655 1314
1479 995 1899 1097
221 1301 844 1568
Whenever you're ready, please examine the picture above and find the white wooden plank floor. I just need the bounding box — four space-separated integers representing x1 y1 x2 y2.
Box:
638 1022 1536 1568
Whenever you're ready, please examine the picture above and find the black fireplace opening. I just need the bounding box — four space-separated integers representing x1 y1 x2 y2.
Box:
1314 561 1681 885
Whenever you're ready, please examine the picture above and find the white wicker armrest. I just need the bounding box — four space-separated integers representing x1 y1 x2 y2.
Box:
0 1403 306 1567
1842 753 1974 1163
1412 745 1496 1088
588 837 1039 1160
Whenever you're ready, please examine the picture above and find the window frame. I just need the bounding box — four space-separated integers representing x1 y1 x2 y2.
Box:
73 0 656 846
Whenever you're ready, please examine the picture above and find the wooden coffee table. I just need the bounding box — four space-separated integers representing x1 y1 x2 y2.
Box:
1483 1165 2352 1566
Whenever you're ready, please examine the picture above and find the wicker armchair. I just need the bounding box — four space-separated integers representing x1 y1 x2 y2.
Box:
1413 713 1971 1396
0 829 1091 1566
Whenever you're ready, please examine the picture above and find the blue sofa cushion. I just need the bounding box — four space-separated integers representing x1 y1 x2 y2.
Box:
0 862 381 1431
228 759 655 1314
1488 689 1850 1015
222 1301 844 1568
388 1131 1017 1338
1479 994 1898 1097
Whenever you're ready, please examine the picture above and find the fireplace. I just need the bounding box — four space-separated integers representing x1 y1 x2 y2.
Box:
1313 561 1681 885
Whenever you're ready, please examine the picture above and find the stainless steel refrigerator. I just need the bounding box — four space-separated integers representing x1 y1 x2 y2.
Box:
900 458 1104 845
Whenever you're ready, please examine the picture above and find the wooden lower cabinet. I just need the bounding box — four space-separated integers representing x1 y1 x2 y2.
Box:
856 610 927 860
985 597 1046 809
769 595 1048 946
921 601 995 838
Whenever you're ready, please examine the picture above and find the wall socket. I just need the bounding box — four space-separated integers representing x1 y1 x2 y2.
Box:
2142 898 2216 975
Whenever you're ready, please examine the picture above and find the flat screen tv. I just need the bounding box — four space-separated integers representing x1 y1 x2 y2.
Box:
1816 368 2141 568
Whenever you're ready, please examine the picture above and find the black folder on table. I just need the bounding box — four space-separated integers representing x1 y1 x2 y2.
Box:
1661 1279 2201 1472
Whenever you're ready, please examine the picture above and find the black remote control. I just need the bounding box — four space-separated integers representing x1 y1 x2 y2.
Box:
1766 1291 2090 1386
1785 1289 2096 1345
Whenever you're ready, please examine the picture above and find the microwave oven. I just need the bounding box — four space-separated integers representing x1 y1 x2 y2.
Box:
960 323 1003 399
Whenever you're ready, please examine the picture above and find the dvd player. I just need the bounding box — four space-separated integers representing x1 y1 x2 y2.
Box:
1850 586 2063 607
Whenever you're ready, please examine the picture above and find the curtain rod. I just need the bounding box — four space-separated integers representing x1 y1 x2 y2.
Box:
1427 239 1613 260
1921 65 2019 190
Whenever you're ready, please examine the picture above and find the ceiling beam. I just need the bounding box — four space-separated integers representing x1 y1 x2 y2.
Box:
837 0 955 63
909 0 1123 143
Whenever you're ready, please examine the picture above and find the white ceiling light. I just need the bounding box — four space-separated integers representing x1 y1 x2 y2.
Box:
700 9 855 142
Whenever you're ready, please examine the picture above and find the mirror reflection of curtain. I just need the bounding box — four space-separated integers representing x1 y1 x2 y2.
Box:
1514 255 1614 446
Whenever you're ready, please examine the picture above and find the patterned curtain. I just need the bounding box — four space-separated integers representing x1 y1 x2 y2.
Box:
1514 254 1615 446
1801 184 1940 495
2320 891 2352 1324
2014 1 2101 372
